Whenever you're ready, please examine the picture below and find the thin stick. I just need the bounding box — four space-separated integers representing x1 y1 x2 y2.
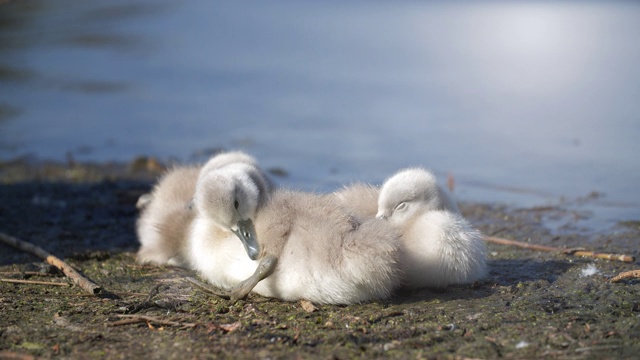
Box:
484 236 635 263
0 271 57 276
610 270 640 283
0 232 102 294
110 314 197 328
485 236 558 252
68 292 148 297
185 276 227 296
0 278 69 287
0 350 36 360
568 250 635 263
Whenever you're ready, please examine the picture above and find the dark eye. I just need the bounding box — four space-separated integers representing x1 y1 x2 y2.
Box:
395 202 407 212
234 199 239 209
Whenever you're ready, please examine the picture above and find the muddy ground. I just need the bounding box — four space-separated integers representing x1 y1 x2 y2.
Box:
0 158 639 359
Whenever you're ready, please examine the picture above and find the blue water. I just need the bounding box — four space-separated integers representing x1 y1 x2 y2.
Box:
1 0 639 232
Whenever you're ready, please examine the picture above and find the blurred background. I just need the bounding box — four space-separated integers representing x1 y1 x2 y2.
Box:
1 0 639 231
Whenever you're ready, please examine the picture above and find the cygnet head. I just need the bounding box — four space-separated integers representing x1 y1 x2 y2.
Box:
194 163 262 260
376 168 441 226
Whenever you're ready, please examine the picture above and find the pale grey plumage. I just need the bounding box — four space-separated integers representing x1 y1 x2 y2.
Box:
376 168 487 288
251 189 402 304
189 174 403 304
192 162 271 260
333 182 380 222
333 168 486 289
136 165 200 266
376 167 459 220
136 151 271 266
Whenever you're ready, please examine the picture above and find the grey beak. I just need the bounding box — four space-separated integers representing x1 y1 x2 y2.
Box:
231 219 261 260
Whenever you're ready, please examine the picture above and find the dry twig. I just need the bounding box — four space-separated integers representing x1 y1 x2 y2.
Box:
0 350 36 360
609 270 640 283
484 236 635 263
0 232 102 294
0 278 69 287
216 322 241 333
565 249 635 263
110 314 197 328
126 284 162 313
0 271 57 276
68 292 148 297
185 276 233 299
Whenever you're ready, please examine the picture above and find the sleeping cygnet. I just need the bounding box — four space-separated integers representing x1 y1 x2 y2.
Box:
334 167 459 221
189 167 403 305
376 168 487 289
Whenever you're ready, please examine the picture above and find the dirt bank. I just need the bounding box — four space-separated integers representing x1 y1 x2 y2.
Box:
1 159 638 359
